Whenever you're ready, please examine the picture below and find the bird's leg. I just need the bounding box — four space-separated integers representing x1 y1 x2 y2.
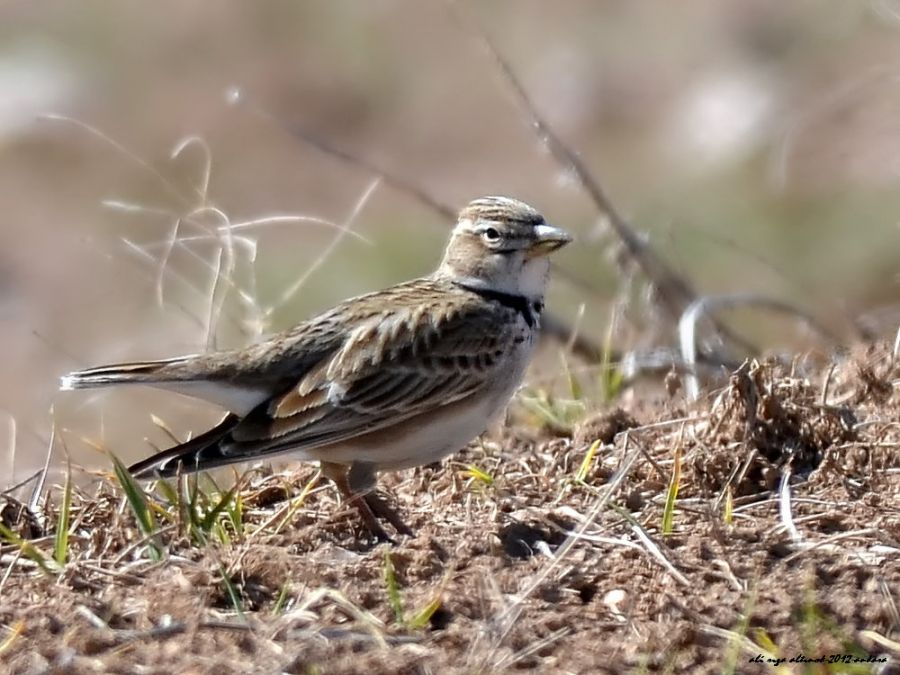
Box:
319 461 397 542
320 461 389 541
348 462 414 537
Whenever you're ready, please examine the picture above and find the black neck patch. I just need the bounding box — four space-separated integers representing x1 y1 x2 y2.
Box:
456 283 541 328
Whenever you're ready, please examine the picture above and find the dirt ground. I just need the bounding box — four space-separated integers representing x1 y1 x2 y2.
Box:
1 343 898 674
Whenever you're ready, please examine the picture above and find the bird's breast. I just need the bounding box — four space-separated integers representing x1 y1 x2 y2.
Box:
299 323 538 472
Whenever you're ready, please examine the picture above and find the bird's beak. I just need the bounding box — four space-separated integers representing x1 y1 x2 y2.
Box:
528 223 573 257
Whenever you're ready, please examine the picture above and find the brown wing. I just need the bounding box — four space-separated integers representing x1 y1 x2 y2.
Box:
127 280 523 477
217 290 520 458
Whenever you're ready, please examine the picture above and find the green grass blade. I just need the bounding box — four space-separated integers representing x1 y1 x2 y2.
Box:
273 583 291 615
200 484 239 532
154 477 180 507
109 452 162 560
559 350 583 401
598 308 624 402
518 392 581 435
0 619 25 656
53 461 73 567
0 522 56 576
575 440 601 484
273 471 320 536
182 473 207 544
187 473 203 524
721 585 757 675
408 595 442 631
723 485 734 527
152 477 184 527
463 464 494 487
219 563 245 620
383 550 405 626
661 447 682 536
751 627 782 663
228 488 244 538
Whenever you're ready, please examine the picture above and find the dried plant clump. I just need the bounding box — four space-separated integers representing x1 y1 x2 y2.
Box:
688 357 858 496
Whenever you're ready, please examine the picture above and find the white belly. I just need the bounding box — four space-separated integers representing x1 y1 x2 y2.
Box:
299 331 536 471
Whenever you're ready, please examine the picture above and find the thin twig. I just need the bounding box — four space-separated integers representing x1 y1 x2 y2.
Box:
228 87 604 360
777 465 802 544
28 416 56 518
445 3 697 322
229 88 456 220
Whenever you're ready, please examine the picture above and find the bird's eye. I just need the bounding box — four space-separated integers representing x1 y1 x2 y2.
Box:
482 227 501 242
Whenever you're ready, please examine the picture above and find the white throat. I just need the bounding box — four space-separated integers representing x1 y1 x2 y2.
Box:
450 265 547 300
516 256 551 299
440 250 551 300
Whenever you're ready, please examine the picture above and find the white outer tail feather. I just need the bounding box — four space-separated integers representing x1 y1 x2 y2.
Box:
58 355 198 392
60 367 162 391
59 363 267 415
59 374 79 391
60 371 142 391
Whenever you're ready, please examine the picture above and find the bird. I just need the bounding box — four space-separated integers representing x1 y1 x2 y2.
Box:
60 196 572 540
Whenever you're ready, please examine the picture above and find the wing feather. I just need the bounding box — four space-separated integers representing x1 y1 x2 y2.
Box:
219 292 521 459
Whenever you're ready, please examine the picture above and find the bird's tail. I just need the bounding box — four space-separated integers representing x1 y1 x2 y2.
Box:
128 412 243 478
59 356 196 391
61 354 267 416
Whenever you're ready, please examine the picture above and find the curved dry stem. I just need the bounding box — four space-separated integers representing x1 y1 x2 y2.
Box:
170 135 213 203
263 178 382 319
225 214 372 245
679 293 836 400
39 114 191 208
184 205 238 349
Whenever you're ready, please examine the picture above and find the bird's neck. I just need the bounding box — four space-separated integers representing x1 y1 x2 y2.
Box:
436 257 549 302
450 280 543 329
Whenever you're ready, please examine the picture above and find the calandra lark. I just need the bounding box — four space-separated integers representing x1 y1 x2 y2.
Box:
61 196 572 540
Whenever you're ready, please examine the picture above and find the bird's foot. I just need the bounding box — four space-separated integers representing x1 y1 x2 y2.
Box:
321 461 414 543
347 491 413 543
363 491 414 538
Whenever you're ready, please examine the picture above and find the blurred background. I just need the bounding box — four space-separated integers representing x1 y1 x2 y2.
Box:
2 0 900 481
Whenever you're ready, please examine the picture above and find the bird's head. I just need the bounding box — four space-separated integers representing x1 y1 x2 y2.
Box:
438 196 572 298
